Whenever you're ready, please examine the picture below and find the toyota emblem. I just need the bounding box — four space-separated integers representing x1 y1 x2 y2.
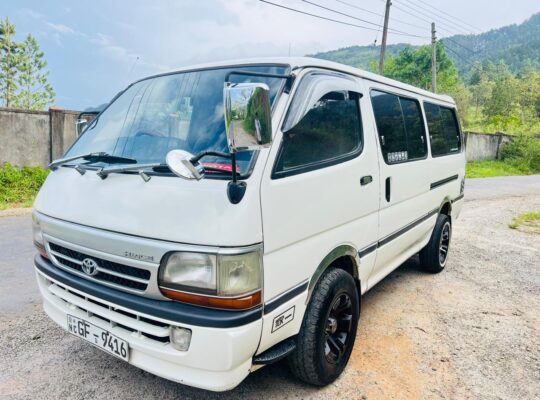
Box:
81 258 99 276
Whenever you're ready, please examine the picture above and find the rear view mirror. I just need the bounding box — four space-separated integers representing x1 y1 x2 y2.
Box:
76 118 88 136
76 111 100 136
224 82 272 152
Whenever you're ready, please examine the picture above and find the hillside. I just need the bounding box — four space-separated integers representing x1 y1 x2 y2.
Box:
310 12 540 76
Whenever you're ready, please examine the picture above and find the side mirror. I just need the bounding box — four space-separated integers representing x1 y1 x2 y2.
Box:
76 111 100 136
76 118 88 136
224 82 272 152
165 149 204 180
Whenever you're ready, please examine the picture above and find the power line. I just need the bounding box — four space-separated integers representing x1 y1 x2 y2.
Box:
259 0 429 38
300 0 428 38
395 0 471 35
391 1 466 37
408 0 482 33
442 37 476 55
336 0 427 31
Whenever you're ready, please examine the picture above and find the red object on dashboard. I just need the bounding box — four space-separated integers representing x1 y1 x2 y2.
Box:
202 163 239 172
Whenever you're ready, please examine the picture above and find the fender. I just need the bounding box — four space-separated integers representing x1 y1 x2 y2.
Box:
306 244 360 304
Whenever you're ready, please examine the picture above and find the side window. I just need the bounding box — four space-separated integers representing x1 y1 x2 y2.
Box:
273 90 362 177
424 102 461 156
370 90 427 164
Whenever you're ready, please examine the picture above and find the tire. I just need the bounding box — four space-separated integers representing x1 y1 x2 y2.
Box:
420 213 452 273
288 268 359 386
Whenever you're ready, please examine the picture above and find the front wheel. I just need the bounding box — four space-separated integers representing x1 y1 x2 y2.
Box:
288 268 359 386
420 213 452 273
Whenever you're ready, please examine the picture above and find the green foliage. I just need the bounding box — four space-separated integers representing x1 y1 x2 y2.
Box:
242 87 271 138
509 211 540 233
499 136 540 172
0 18 54 110
0 163 49 209
383 43 458 92
465 160 534 178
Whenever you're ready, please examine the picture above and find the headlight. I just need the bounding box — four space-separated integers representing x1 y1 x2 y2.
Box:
32 213 48 258
161 252 217 292
159 248 262 310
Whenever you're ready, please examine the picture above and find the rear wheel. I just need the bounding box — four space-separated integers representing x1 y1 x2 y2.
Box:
420 213 452 273
288 268 359 386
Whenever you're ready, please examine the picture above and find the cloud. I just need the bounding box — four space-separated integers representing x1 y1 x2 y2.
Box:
90 33 170 73
46 22 77 35
18 8 44 19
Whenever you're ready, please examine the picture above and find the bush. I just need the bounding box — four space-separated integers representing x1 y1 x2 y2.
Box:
499 135 540 173
0 163 49 209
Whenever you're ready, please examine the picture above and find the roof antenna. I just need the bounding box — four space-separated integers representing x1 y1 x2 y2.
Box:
125 56 140 85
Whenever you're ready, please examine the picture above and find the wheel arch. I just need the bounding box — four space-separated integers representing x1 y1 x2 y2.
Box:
306 244 361 304
438 197 452 221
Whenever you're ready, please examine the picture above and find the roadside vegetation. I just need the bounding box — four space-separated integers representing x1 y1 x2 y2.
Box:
467 135 540 178
509 211 540 234
0 163 49 210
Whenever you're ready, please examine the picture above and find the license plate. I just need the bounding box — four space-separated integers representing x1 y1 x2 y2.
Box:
67 315 129 361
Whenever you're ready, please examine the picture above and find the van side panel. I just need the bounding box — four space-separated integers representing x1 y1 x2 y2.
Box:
257 74 380 353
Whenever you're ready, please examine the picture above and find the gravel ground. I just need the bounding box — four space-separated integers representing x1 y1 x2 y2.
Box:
1 176 539 399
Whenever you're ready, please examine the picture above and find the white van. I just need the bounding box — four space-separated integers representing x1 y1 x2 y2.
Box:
32 57 465 391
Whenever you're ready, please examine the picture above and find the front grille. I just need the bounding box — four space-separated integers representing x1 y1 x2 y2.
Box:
44 277 171 345
48 242 150 292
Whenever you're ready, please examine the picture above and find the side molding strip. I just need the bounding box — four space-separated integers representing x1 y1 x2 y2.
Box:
451 194 464 203
430 174 459 190
264 280 309 315
359 207 440 258
358 243 377 258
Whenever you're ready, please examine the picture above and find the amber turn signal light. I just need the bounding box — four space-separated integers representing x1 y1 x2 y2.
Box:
160 288 261 310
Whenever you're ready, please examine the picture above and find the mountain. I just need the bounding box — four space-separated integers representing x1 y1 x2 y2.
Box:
310 12 540 76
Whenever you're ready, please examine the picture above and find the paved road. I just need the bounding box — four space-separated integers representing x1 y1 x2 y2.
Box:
464 174 540 201
1 176 539 399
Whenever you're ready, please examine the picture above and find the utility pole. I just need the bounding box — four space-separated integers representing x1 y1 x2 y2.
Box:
431 22 437 93
378 0 391 75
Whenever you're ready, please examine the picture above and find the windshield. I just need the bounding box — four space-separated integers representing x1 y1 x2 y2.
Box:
66 65 289 175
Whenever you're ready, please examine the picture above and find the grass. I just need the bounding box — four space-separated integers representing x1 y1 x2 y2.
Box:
509 211 540 233
0 163 49 210
466 160 534 178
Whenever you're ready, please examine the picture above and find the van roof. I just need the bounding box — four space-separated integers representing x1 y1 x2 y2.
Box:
141 56 455 105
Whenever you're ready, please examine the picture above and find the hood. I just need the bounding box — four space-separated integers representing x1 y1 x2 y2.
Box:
34 167 262 247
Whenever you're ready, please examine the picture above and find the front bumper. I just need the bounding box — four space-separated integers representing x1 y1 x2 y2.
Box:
34 255 263 392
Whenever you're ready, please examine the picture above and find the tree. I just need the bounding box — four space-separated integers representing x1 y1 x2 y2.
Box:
383 43 459 92
483 61 520 119
0 17 21 107
14 34 55 110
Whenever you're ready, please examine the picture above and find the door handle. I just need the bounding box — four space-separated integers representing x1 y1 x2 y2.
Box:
385 177 391 202
360 175 373 186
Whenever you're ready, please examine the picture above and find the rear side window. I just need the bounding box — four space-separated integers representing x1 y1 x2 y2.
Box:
370 90 427 164
273 90 362 177
423 102 461 156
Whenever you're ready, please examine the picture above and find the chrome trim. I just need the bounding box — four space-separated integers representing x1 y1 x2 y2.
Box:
45 238 151 296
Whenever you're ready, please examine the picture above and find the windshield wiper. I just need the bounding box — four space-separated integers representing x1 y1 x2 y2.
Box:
96 151 235 182
49 152 137 171
97 162 165 181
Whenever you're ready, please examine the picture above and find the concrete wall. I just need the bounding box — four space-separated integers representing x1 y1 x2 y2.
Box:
0 107 82 168
464 132 514 162
0 108 51 167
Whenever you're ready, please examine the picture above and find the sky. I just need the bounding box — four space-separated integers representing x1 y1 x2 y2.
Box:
3 0 539 110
